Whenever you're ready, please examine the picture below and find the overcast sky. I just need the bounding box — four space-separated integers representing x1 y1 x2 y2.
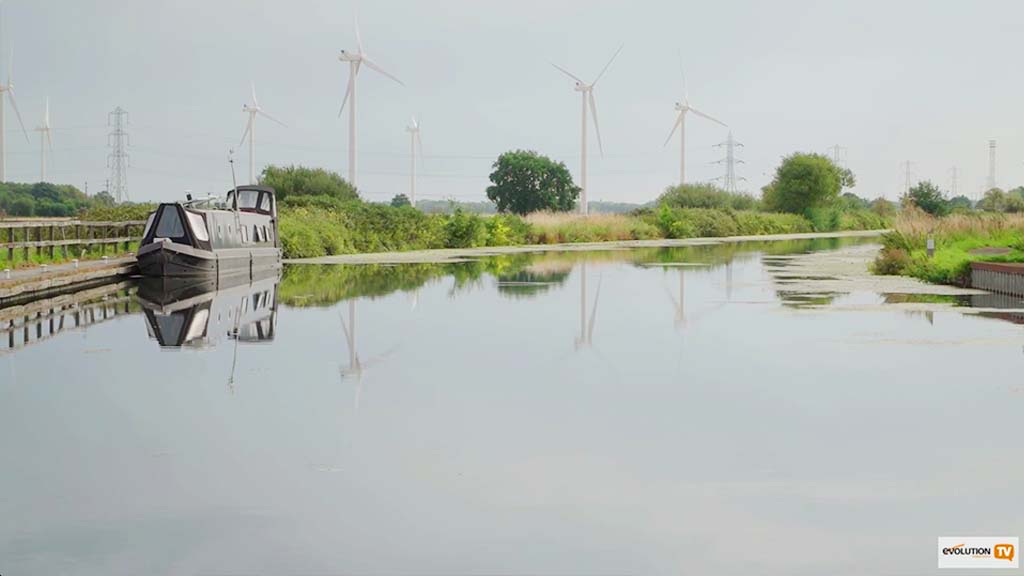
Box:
3 0 1022 204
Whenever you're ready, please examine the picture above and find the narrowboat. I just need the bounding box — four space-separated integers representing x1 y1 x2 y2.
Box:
136 185 281 279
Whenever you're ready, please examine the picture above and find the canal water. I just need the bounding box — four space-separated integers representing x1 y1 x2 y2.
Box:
2 237 1022 575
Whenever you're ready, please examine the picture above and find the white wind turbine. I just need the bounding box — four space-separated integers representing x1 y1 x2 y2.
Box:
239 82 286 185
552 45 622 216
405 116 422 206
663 72 726 185
34 98 52 182
0 51 29 182
337 15 404 188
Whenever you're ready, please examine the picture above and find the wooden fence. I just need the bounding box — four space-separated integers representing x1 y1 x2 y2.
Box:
0 219 148 261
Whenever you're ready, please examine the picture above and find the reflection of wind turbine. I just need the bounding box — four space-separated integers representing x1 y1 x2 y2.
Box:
552 45 622 216
666 268 686 330
0 50 30 182
239 82 286 185
406 116 422 206
337 13 404 187
663 70 726 185
726 261 733 301
340 300 362 375
575 262 602 349
339 299 399 410
35 97 52 182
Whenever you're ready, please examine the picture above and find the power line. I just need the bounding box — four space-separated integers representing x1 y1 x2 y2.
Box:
901 160 915 197
107 107 130 202
987 139 997 191
827 144 847 167
712 131 744 193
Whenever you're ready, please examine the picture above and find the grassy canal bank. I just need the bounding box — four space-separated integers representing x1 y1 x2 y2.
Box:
873 211 1024 285
278 205 888 260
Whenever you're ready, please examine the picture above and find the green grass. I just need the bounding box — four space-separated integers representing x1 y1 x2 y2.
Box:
872 211 1024 285
278 203 891 260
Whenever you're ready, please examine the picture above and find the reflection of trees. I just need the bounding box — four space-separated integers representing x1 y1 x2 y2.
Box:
278 236 875 308
496 270 572 299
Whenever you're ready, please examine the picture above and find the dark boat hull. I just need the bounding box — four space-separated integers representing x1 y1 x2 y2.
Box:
137 241 280 280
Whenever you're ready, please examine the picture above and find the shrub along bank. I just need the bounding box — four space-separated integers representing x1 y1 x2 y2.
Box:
279 200 890 260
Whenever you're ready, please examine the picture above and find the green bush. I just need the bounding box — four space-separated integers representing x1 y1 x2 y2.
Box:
485 214 531 246
260 165 359 203
649 206 813 239
443 209 488 248
658 183 759 211
872 247 911 275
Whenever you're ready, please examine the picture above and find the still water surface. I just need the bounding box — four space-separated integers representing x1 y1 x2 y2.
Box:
2 237 1022 575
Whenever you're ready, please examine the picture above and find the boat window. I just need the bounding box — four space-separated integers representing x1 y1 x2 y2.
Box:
253 225 262 242
186 211 209 242
142 214 155 239
154 312 186 344
184 309 210 342
262 226 269 243
242 226 249 243
232 189 260 210
154 208 185 238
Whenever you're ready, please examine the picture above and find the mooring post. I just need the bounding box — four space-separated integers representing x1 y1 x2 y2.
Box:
926 236 935 258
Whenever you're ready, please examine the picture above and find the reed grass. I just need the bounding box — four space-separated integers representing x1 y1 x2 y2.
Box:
873 208 1024 284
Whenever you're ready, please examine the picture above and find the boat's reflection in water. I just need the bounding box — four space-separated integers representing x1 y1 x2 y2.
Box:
137 272 279 348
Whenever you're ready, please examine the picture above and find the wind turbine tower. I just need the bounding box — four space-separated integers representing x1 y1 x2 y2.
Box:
406 116 422 206
664 73 727 186
0 51 28 182
552 45 622 216
239 83 286 185
34 98 52 182
338 16 404 188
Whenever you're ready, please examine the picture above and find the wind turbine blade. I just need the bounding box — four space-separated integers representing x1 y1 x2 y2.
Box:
354 9 364 54
46 128 53 150
416 131 423 157
258 109 287 127
238 116 252 147
550 62 584 84
7 48 12 85
689 106 727 128
362 56 404 85
591 44 623 86
338 75 354 117
589 91 604 156
587 276 602 343
250 81 259 107
663 111 683 147
6 89 29 142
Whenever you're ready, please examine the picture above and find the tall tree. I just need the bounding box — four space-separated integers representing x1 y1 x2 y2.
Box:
904 180 949 216
260 165 359 203
762 153 845 214
486 150 579 215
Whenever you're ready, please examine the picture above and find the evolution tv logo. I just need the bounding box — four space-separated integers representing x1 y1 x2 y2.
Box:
938 537 1018 569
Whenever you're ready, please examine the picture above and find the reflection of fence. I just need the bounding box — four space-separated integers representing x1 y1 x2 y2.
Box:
0 282 137 352
0 219 147 261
